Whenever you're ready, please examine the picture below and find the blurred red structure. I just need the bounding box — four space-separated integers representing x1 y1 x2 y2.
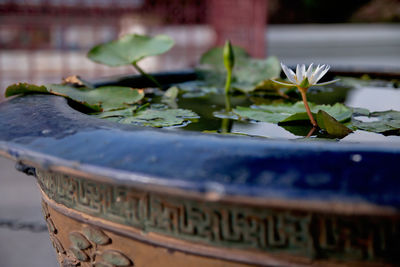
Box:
209 0 267 58
0 0 268 99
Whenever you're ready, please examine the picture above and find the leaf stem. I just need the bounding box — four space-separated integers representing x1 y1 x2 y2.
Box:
132 62 162 89
298 87 318 127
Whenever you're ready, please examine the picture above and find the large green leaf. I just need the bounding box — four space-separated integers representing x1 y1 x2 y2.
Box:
198 45 281 93
95 107 139 119
177 81 221 98
5 83 48 97
234 106 289 123
234 56 281 85
47 84 144 111
316 110 353 138
234 102 352 124
118 108 199 127
87 34 174 66
353 110 400 134
338 76 398 89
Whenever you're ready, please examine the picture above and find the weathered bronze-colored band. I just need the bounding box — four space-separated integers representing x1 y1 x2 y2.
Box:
37 169 400 265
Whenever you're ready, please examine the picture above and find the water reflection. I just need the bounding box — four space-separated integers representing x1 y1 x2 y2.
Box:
231 121 296 139
346 87 400 112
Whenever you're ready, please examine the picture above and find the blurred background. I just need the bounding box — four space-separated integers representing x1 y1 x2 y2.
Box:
0 0 400 266
1 0 400 100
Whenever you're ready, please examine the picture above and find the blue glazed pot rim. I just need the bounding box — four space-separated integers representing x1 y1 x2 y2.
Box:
0 71 399 214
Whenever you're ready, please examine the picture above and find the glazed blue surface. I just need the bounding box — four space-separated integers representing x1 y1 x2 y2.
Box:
1 78 400 210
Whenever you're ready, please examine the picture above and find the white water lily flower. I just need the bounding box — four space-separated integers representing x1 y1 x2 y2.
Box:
273 63 339 89
271 63 340 128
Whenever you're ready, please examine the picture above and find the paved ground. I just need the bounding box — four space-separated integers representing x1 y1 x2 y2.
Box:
0 156 58 267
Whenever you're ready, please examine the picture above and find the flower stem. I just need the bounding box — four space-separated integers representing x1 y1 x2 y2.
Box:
306 126 317 138
298 87 318 127
221 118 232 134
224 69 232 95
224 90 232 112
132 62 162 89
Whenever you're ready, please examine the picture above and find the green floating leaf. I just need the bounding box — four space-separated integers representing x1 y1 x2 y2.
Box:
351 107 370 116
5 83 48 97
353 110 400 134
87 34 174 66
95 107 138 119
47 84 144 111
69 232 91 250
177 81 220 98
338 76 398 89
316 110 353 138
82 226 110 246
280 112 312 123
280 124 316 137
234 106 289 124
102 250 131 266
62 75 94 89
234 102 352 124
119 108 199 127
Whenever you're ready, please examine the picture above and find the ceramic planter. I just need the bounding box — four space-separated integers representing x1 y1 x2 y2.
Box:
0 71 399 266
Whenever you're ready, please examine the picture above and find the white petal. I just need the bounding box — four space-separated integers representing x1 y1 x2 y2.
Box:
295 64 301 83
314 65 330 84
309 64 325 85
271 79 295 87
314 78 340 86
300 64 306 80
281 63 297 84
306 63 314 79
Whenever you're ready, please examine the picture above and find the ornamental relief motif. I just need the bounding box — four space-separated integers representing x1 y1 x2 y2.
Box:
41 201 133 267
37 170 400 262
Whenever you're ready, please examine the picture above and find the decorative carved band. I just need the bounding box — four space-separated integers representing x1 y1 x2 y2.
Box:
36 170 400 263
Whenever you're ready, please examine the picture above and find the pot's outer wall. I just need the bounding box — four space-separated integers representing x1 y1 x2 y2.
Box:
0 84 400 212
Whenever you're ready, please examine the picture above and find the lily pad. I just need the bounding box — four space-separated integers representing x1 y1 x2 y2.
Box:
353 110 400 134
234 78 293 95
316 110 353 138
5 83 48 97
280 112 313 123
87 34 174 67
47 84 144 111
95 107 138 119
234 102 352 124
177 81 221 98
118 108 199 127
234 56 281 86
338 76 398 89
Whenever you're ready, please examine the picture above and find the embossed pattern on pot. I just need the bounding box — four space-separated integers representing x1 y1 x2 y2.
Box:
37 170 400 264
